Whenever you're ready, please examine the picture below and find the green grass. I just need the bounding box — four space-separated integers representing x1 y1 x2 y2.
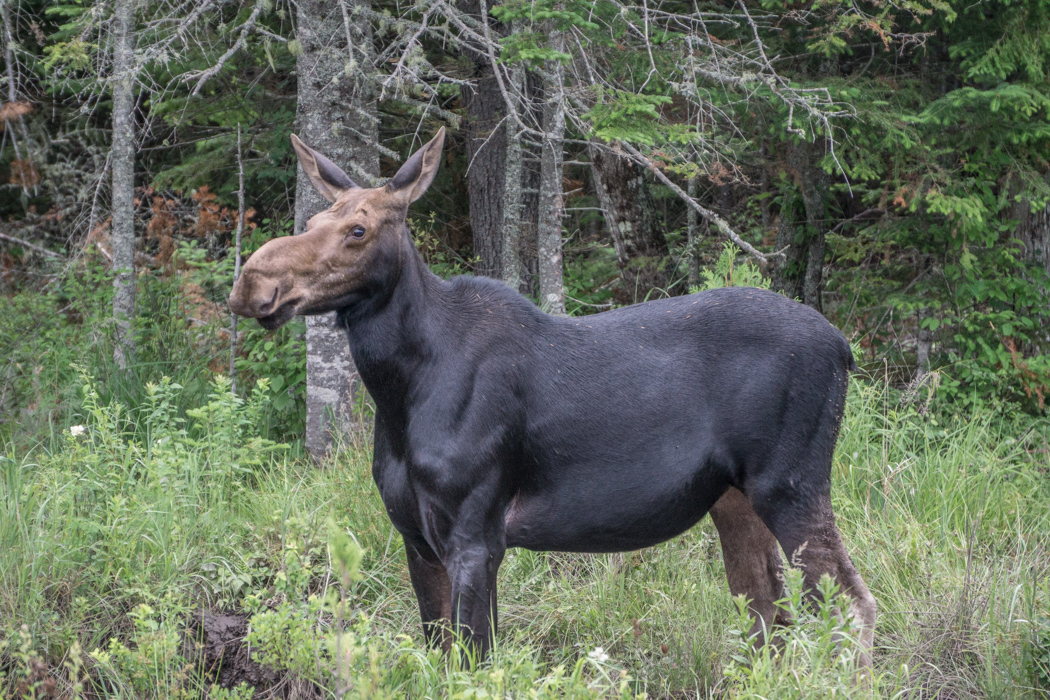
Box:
1 373 1049 698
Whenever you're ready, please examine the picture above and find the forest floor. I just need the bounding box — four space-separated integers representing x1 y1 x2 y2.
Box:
2 375 1050 698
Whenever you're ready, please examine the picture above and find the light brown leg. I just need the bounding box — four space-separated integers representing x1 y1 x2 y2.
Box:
709 487 790 644
763 496 877 670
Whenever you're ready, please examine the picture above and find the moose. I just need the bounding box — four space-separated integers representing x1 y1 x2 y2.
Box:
228 128 877 667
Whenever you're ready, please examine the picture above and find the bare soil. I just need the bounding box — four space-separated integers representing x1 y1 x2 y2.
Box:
185 609 282 693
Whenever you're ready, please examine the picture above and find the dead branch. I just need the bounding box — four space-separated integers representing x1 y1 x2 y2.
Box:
185 0 266 96
620 142 781 264
0 232 62 258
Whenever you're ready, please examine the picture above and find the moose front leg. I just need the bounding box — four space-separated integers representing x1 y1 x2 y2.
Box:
405 538 453 650
445 542 505 662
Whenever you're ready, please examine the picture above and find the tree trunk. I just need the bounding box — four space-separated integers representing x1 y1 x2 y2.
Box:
295 0 379 461
537 37 566 314
1011 189 1050 276
499 62 525 293
589 146 669 304
111 0 137 370
771 202 804 301
516 71 543 298
774 140 828 310
518 144 540 297
798 142 830 312
462 59 506 280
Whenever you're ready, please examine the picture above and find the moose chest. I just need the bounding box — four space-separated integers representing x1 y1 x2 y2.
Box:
366 366 525 556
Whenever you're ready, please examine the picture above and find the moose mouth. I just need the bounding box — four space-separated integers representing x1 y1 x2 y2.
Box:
257 300 299 330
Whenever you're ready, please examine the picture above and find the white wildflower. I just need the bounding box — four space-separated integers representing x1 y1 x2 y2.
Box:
588 647 610 664
69 425 86 437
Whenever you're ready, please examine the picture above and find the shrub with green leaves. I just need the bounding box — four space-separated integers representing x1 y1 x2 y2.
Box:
692 242 771 293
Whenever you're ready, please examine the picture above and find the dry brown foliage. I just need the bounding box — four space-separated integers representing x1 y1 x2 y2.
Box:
9 159 40 188
0 101 32 124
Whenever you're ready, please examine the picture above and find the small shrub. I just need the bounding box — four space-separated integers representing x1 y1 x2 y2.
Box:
693 242 770 292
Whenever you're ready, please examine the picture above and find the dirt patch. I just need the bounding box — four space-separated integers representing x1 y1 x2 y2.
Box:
185 609 283 693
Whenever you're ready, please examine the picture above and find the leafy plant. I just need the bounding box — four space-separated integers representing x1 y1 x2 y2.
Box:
693 242 771 292
722 568 892 698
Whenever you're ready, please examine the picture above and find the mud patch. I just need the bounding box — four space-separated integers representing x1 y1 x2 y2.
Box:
185 609 282 693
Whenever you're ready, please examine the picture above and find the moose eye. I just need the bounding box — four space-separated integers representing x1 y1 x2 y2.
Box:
349 226 366 239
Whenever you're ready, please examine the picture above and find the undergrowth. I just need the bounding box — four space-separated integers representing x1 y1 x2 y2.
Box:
1 369 1048 697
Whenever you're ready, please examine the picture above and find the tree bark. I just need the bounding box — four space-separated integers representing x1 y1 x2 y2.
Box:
463 66 506 280
517 71 543 298
537 37 566 314
1010 189 1050 276
295 0 379 460
111 0 137 370
774 140 828 310
499 62 525 293
798 142 830 313
589 146 670 304
771 204 804 301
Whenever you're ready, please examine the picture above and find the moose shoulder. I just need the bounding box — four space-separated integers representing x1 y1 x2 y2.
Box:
229 128 876 667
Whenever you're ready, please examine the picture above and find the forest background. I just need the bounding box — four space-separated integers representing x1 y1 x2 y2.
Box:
2 0 1050 697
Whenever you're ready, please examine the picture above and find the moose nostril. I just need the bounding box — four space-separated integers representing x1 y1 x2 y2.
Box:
258 287 279 314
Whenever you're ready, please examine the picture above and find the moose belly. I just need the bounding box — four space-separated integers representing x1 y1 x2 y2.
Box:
503 457 728 553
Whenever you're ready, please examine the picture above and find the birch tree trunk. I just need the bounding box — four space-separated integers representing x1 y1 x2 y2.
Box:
537 33 566 314
589 146 669 304
295 0 379 460
111 0 137 370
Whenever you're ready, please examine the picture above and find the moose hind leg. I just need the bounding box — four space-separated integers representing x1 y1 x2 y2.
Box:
709 487 789 644
405 538 453 651
755 493 877 669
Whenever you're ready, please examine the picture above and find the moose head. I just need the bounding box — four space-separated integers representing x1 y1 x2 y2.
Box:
228 128 445 328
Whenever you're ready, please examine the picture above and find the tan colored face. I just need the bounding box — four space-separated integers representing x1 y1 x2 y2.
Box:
229 128 445 329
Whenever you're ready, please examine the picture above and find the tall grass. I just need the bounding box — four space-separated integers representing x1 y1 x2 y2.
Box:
1 373 1048 698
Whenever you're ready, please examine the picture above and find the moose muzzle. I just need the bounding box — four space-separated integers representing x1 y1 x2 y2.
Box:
228 270 300 330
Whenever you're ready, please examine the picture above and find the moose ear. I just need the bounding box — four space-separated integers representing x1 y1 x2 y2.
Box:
290 134 359 203
386 127 445 203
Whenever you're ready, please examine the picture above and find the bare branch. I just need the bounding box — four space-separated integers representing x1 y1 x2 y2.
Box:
0 232 62 258
619 142 782 264
185 0 266 96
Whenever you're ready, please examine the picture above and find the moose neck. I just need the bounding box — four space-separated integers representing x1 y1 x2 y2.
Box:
335 226 442 425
